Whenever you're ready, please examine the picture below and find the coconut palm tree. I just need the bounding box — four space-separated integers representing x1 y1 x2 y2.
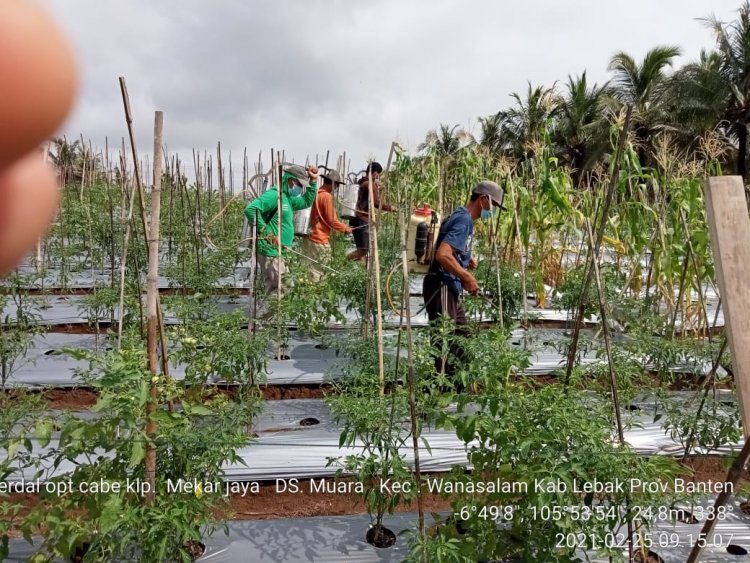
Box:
49 137 82 185
670 3 750 178
668 50 730 156
554 72 611 186
418 123 472 158
607 46 681 166
477 112 504 157
495 83 561 162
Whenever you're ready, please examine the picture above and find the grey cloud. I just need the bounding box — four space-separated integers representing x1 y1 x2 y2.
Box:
40 0 743 182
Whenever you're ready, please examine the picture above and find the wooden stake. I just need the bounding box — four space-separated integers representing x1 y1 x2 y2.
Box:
508 179 528 326
144 111 164 505
564 105 632 387
275 150 284 361
491 202 504 327
118 78 151 254
398 207 425 541
703 176 750 436
584 219 624 442
367 162 386 395
116 151 137 349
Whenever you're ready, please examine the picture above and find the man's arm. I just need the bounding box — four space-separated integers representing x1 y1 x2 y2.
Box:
368 180 398 213
435 242 479 294
290 181 318 211
319 193 352 234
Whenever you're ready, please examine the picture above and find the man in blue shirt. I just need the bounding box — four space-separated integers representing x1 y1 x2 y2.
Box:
423 180 506 379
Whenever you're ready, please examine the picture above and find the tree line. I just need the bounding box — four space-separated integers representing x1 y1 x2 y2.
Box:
419 2 750 186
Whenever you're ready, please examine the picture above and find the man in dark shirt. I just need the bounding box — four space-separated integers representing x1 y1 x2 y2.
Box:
347 161 397 262
423 180 506 379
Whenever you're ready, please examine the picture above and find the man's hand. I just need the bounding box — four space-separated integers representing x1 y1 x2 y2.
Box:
468 257 478 270
463 274 480 295
307 165 319 182
265 234 279 247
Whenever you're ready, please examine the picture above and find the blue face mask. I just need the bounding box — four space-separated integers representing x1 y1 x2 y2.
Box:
480 197 497 220
289 184 302 197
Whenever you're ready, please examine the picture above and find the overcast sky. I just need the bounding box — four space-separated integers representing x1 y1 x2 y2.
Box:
40 0 741 185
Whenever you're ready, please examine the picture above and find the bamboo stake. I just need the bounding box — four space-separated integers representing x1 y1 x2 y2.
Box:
144 111 164 505
398 207 425 543
584 219 625 442
491 201 504 327
679 210 710 337
218 142 226 218
229 151 234 196
38 142 52 272
564 105 632 387
167 153 175 261
243 148 248 194
584 217 634 560
363 254 373 339
78 133 86 202
119 79 150 255
669 246 691 339
508 179 528 326
116 150 137 349
367 161 386 395
275 151 284 361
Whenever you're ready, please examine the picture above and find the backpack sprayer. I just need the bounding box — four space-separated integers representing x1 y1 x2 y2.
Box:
406 203 441 274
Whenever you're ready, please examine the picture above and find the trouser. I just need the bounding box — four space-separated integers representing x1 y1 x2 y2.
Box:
258 254 286 297
301 238 331 282
349 216 370 252
423 274 468 380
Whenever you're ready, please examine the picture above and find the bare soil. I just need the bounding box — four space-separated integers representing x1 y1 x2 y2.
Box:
0 388 99 410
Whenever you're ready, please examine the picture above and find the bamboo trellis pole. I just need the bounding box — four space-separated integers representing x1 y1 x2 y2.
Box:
275 150 284 361
144 111 164 505
367 160 386 395
398 207 425 543
116 148 137 349
564 105 633 388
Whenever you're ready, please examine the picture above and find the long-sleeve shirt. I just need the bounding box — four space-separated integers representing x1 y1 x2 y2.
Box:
244 182 318 257
308 186 351 245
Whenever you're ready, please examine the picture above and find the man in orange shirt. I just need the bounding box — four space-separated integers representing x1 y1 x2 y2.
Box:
303 170 352 281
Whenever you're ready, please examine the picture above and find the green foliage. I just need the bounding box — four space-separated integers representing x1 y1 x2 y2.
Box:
23 343 249 562
79 287 120 328
0 275 46 390
425 384 682 562
170 309 270 387
660 394 741 454
0 392 46 561
465 260 524 325
270 249 347 336
553 262 625 320
327 332 416 529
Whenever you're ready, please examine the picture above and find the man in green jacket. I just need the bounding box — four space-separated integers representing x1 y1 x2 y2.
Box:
245 164 318 299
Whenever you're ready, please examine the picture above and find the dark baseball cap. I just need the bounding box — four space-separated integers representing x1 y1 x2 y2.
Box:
472 180 507 210
283 163 311 188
